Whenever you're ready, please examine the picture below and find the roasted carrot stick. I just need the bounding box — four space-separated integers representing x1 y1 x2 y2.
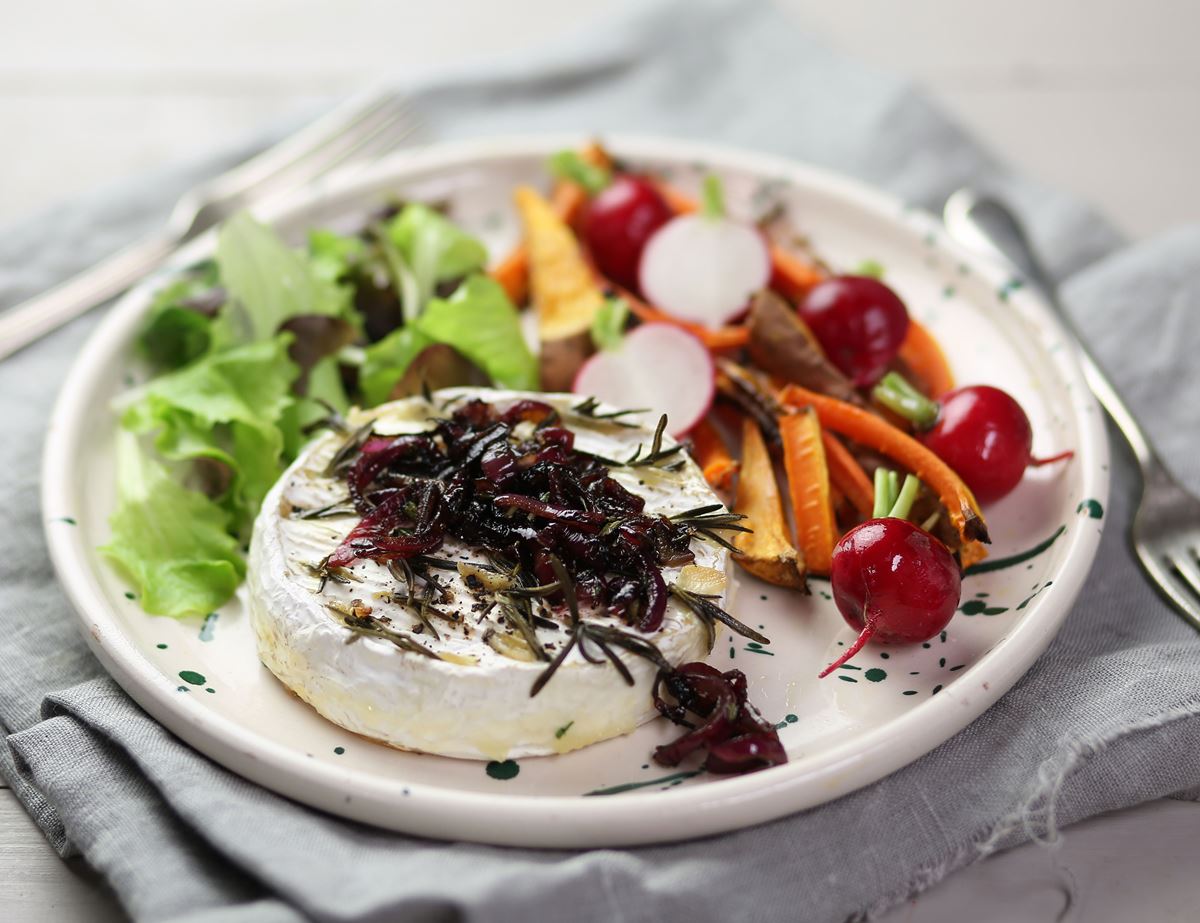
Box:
768 246 825 301
689 416 739 492
779 385 990 559
821 430 874 519
898 319 955 399
779 409 838 575
490 180 589 305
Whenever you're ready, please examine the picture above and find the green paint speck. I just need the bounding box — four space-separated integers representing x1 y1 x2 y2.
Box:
932 684 943 695
176 685 189 692
838 675 858 684
179 670 206 686
1077 498 1104 519
586 770 702 796
334 746 345 755
942 285 956 298
960 599 1008 616
864 668 887 683
205 688 215 694
555 721 574 740
156 643 168 650
199 612 218 642
124 591 136 600
998 278 1025 301
56 516 77 525
785 714 798 724
486 759 520 780
879 652 890 660
903 690 918 696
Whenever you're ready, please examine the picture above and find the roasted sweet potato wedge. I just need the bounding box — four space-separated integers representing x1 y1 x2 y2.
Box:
732 417 807 590
514 185 606 391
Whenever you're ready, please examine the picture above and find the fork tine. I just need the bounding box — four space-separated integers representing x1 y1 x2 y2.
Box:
1169 549 1200 602
300 101 424 178
1138 547 1200 631
233 96 418 198
204 91 404 199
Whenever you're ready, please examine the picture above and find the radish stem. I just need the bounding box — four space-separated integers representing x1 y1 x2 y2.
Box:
546 150 611 196
873 371 940 428
872 468 893 518
888 474 921 521
701 175 725 219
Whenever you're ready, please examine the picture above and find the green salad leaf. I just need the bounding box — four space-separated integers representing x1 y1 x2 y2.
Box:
308 228 365 283
415 276 538 390
137 263 222 369
386 203 488 313
101 432 245 618
216 213 350 341
359 326 433 406
121 336 300 534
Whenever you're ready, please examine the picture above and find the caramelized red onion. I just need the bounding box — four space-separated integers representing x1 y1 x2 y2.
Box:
324 398 700 629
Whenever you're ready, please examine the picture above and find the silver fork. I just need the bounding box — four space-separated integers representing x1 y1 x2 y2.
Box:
0 90 422 361
944 189 1200 630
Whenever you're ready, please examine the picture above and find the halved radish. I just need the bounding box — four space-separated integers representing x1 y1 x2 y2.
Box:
572 323 714 436
638 177 770 327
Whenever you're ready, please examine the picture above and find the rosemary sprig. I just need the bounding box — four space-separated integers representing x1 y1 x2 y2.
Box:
530 556 675 696
307 559 358 593
324 420 376 477
581 415 686 471
570 396 649 428
670 504 752 551
332 606 440 659
294 498 357 520
669 584 770 648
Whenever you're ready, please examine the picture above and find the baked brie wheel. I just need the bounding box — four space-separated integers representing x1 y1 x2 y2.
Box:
247 389 730 761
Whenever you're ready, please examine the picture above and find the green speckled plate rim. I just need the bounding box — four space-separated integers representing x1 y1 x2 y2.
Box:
41 134 1109 848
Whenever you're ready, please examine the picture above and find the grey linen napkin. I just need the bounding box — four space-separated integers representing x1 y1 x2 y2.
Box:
4 2 1200 920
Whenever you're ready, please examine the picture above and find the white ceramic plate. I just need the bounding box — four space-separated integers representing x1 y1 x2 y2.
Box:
42 136 1108 847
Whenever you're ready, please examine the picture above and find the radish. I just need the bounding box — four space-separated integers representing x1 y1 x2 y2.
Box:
572 323 713 436
638 176 771 327
872 375 1075 505
818 471 961 678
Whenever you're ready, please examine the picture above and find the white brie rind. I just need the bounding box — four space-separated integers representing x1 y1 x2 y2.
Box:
247 389 729 760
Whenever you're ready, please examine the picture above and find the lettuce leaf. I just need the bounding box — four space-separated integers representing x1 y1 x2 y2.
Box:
308 228 365 283
121 336 299 534
100 432 245 618
415 276 538 390
386 204 487 313
387 203 487 286
217 213 351 341
137 263 223 369
359 326 433 406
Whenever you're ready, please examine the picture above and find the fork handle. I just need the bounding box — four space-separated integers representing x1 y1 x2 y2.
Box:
942 191 1157 470
0 229 178 362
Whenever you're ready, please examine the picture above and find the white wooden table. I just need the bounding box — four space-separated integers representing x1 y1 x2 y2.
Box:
4 2 1199 920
